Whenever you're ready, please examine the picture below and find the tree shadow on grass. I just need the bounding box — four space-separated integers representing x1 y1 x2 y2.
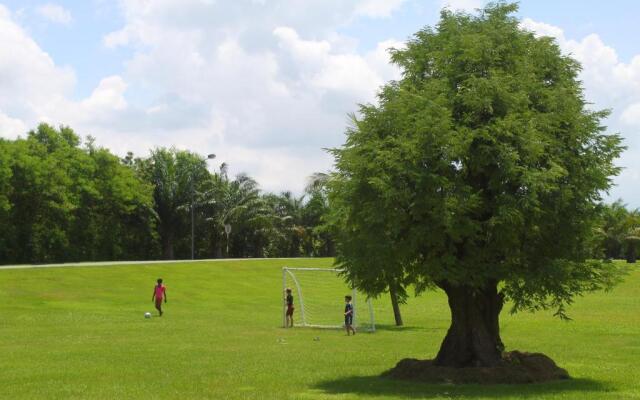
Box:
314 375 611 399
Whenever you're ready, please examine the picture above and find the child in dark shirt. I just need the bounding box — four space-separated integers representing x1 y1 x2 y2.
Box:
285 288 294 328
344 295 356 335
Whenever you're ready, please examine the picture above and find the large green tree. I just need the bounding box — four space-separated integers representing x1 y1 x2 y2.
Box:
327 3 625 368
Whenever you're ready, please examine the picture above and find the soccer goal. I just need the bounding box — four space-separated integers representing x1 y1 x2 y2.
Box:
282 267 375 331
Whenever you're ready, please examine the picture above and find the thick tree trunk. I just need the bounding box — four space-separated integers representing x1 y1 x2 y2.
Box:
389 284 404 326
434 281 504 368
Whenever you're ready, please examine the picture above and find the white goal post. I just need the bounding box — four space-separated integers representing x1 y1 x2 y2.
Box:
282 267 375 331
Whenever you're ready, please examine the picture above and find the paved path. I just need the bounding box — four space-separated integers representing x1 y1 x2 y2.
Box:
0 257 314 270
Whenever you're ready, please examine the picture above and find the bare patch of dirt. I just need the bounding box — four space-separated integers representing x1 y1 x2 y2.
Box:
382 351 570 384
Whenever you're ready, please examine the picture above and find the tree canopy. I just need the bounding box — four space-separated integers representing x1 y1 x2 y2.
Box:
327 2 625 368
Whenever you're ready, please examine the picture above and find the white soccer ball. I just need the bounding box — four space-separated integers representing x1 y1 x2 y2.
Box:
144 312 152 319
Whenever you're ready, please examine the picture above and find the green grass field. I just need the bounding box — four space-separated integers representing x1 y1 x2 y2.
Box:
0 259 638 399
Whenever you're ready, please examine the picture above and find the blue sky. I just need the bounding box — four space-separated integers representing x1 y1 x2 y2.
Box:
0 0 638 206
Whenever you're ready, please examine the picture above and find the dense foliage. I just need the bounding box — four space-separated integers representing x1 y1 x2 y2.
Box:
327 3 626 367
0 124 334 264
0 125 156 263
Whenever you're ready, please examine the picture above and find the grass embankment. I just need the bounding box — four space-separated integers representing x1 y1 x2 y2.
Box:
0 259 638 399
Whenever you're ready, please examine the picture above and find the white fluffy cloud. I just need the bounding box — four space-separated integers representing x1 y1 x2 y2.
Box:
521 18 640 107
0 112 26 138
356 0 407 18
36 3 72 25
93 0 407 192
621 103 640 127
81 76 128 112
273 26 402 99
521 18 640 206
0 5 136 151
1 1 405 194
0 5 75 137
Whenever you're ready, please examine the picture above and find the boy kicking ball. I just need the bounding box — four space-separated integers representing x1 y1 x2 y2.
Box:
344 295 356 335
152 278 167 316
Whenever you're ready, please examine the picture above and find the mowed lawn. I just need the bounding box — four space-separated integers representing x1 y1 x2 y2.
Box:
0 259 638 400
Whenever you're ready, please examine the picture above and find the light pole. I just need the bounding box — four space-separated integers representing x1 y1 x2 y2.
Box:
224 223 232 257
192 153 216 260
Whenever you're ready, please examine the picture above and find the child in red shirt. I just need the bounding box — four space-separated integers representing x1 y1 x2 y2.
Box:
152 278 167 316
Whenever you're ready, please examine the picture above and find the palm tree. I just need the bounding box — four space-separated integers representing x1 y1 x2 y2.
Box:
263 191 306 257
303 172 334 256
305 172 329 193
203 169 266 257
600 200 633 259
141 148 208 259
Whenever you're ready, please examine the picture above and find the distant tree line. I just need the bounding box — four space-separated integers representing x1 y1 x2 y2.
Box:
0 124 333 264
592 200 640 263
0 123 636 265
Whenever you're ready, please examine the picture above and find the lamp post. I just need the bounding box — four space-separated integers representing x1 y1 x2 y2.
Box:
224 223 232 257
191 153 216 260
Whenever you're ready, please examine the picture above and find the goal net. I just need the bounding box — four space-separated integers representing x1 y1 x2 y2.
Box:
282 267 375 331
